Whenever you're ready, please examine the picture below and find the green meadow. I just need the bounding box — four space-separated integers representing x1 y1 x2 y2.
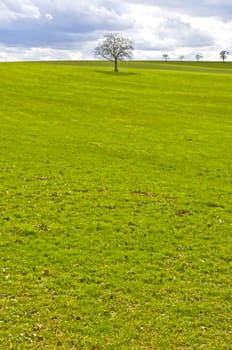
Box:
0 61 231 349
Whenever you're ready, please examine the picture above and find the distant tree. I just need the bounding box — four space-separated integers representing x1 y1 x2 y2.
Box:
195 54 203 62
94 33 134 72
219 50 229 62
179 55 184 61
162 54 169 61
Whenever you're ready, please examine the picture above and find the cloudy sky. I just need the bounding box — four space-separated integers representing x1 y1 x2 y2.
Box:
0 0 232 61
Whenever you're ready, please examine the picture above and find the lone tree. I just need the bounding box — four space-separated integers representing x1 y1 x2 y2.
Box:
195 54 203 62
95 33 133 72
162 54 169 61
219 50 229 62
179 55 184 61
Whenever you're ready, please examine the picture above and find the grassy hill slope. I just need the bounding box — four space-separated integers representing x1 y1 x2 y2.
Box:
0 61 231 349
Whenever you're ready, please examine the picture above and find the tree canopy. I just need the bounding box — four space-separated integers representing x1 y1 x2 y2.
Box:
219 50 229 62
95 33 134 72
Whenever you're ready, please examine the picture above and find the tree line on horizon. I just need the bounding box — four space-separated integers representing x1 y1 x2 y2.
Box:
162 50 229 62
95 33 231 72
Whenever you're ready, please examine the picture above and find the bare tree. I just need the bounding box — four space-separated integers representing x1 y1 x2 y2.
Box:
95 33 133 72
162 54 169 62
179 55 184 61
219 50 229 62
195 54 203 62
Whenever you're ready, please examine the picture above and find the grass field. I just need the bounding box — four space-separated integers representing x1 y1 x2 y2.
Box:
0 60 232 349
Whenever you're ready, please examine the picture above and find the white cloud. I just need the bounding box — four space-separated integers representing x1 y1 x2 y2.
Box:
45 13 53 21
1 0 41 20
0 44 84 61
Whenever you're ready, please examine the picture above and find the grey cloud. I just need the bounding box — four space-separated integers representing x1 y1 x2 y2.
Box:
157 17 215 48
135 16 215 52
0 0 131 47
126 0 232 20
0 0 132 48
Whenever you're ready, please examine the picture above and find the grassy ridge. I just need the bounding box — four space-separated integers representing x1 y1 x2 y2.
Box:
0 61 232 349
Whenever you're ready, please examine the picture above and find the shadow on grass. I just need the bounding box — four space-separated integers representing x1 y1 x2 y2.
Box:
95 70 138 76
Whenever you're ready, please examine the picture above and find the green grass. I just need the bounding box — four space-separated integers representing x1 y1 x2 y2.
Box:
0 60 232 349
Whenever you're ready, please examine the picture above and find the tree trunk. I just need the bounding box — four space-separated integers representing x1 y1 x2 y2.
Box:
114 59 118 72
